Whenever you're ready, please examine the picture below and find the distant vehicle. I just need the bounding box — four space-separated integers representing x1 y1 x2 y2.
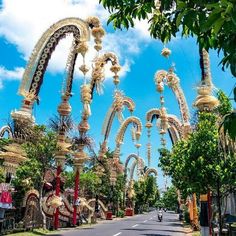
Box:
158 210 163 222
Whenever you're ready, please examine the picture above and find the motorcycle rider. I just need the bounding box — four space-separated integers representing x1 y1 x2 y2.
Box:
158 209 163 222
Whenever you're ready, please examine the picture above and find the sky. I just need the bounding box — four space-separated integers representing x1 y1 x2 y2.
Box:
0 0 235 190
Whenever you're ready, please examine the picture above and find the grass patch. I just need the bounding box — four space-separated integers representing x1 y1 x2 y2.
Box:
183 221 192 228
7 228 56 236
192 232 200 236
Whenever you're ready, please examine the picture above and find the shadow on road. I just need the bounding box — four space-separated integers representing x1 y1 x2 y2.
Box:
122 228 185 234
166 222 183 227
140 234 171 236
49 235 63 236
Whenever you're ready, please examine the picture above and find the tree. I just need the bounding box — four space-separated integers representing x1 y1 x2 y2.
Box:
111 174 125 214
0 138 11 183
133 176 159 213
100 0 236 76
134 179 146 213
0 166 4 183
217 89 236 141
14 125 58 228
80 171 101 197
161 185 178 211
158 147 171 175
145 175 159 207
159 111 236 234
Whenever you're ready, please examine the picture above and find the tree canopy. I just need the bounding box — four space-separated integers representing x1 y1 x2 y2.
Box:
14 126 58 196
100 0 236 77
134 175 159 212
160 185 178 211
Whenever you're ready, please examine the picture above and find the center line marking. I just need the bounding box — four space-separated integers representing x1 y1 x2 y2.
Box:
143 220 147 222
132 224 139 228
113 232 122 236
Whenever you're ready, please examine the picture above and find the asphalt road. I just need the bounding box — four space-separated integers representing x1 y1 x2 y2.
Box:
50 211 187 236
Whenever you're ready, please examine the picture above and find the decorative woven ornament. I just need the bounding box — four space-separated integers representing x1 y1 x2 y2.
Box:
86 16 105 51
49 195 63 209
161 47 171 58
110 64 121 85
80 84 92 116
131 126 136 142
76 41 88 57
156 81 164 93
135 131 141 141
79 64 89 76
86 16 100 28
92 59 105 94
57 96 71 117
113 90 124 122
147 143 151 166
92 27 105 52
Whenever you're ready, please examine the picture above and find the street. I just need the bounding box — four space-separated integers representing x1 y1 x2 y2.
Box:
50 211 187 236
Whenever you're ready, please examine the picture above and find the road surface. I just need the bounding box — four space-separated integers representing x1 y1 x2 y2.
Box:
50 211 187 236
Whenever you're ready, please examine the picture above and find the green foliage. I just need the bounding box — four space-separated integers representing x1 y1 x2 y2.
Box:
23 125 58 164
217 90 236 140
14 125 58 198
234 86 236 102
80 171 101 197
217 90 232 116
183 205 190 224
158 148 171 174
0 138 11 150
0 167 5 183
220 111 236 140
0 138 11 181
14 158 42 190
159 112 236 199
172 112 221 194
116 209 125 218
100 0 236 77
111 174 125 207
63 170 75 189
13 158 42 207
134 176 159 211
161 185 178 211
145 175 159 206
134 179 146 211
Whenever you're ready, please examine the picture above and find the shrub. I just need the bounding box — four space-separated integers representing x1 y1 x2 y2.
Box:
116 210 125 218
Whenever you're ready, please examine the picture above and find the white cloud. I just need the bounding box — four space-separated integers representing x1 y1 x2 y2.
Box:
0 66 24 89
0 0 152 87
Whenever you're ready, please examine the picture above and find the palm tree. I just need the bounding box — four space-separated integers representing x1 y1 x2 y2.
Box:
48 114 74 135
71 132 95 152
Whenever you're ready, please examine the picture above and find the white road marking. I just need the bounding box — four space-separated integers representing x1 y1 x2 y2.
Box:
113 232 122 236
143 220 147 222
150 217 153 220
132 224 139 228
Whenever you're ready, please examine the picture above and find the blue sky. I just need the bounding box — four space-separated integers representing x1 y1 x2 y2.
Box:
0 0 235 190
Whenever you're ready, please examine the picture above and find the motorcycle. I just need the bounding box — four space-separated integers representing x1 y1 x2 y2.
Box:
158 211 163 222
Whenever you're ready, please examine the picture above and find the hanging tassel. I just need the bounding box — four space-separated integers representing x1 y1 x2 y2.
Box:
96 80 104 95
84 102 91 116
131 126 136 142
147 143 151 166
81 84 92 117
102 106 114 135
117 110 124 123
